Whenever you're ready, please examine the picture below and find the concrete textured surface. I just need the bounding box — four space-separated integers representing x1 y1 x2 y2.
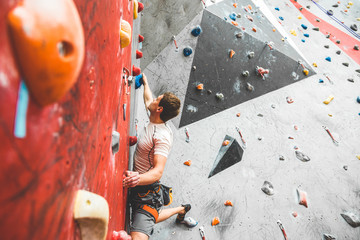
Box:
133 0 360 239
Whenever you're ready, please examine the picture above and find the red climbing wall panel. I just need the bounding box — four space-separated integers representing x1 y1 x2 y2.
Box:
0 0 133 239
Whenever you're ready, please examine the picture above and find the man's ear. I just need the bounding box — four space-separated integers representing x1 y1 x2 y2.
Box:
157 106 163 113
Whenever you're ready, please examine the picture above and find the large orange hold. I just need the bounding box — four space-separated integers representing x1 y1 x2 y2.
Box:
211 217 220 226
120 20 132 48
7 0 85 106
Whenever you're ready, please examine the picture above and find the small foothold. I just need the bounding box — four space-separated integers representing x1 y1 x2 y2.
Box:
248 52 255 59
242 71 250 77
313 27 319 31
303 69 309 75
316 18 321 22
211 217 220 226
327 10 334 15
347 78 354 83
246 15 253 22
290 29 297 36
323 233 337 240
229 13 236 21
138 34 144 43
325 56 331 62
256 66 269 75
324 45 329 48
356 69 360 73
272 28 276 32
216 93 224 100
275 7 280 11
323 95 334 104
357 155 360 160
224 200 233 206
336 40 341 44
233 3 237 8
246 82 254 91
343 165 348 171
252 27 257 32
340 212 360 228
183 47 193 57
301 24 308 30
132 65 141 76
229 49 235 58
258 137 262 141
257 113 263 117
301 39 305 42
306 5 310 9
279 16 284 21
192 66 196 71
326 34 330 38
261 181 274 195
356 96 360 103
292 212 298 217
183 160 192 166
299 7 303 11
354 45 359 50
191 25 202 37
279 155 285 161
286 96 294 104
222 140 230 146
271 104 276 109
295 150 310 162
319 79 324 83
137 2 144 12
207 89 212 94
304 33 309 37
313 63 317 67
196 84 204 91
336 50 341 55
332 4 339 7
297 189 308 208
231 21 238 26
236 13 241 18
235 32 243 38
298 16 302 19
236 113 241 117
136 50 143 59
342 62 349 67
350 24 357 31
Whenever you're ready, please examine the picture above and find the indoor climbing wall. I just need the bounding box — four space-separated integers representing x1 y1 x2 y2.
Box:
0 0 141 239
137 0 360 239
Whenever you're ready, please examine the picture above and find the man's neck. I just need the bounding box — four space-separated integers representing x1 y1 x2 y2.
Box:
149 114 164 124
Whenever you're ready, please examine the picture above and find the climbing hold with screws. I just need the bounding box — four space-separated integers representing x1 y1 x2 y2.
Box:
261 181 274 195
350 24 358 31
325 56 331 62
196 84 204 91
183 160 192 166
229 49 235 58
286 96 294 104
342 62 349 67
295 150 310 162
242 71 250 77
297 189 308 208
336 50 341 55
246 82 254 91
229 13 236 21
304 33 309 37
216 93 224 100
211 217 220 226
301 24 308 30
183 47 193 57
323 95 334 105
248 52 255 59
224 200 233 206
235 32 243 38
191 25 202 37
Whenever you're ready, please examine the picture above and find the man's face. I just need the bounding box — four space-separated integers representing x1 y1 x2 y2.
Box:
149 95 164 113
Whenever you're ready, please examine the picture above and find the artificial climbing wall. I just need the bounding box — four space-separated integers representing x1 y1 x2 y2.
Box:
0 0 136 239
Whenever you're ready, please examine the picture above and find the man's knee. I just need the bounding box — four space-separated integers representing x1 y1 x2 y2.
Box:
131 231 149 240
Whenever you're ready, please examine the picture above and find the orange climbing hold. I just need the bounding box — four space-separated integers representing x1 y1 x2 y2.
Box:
229 49 235 58
248 5 252 10
211 217 220 226
120 20 132 48
183 160 192 166
231 21 238 26
292 212 298 217
233 3 237 8
223 140 230 146
272 28 276 32
236 113 241 117
196 84 204 90
297 189 308 208
252 27 257 32
7 0 85 106
224 200 233 206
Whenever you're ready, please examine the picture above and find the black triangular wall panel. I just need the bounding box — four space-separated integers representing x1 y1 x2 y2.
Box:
209 135 244 178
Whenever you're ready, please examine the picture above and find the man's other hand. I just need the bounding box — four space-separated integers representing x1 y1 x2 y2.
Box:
142 73 148 86
123 170 140 188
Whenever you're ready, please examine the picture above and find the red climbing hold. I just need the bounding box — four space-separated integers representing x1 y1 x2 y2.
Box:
132 65 141 76
136 50 143 59
138 2 144 13
138 34 144 43
129 136 137 146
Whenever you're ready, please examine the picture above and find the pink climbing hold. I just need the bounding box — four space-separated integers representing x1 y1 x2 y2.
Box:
297 189 308 208
136 50 143 59
132 65 141 76
138 2 144 13
286 96 294 104
257 67 269 75
138 34 144 43
129 136 137 146
112 230 131 240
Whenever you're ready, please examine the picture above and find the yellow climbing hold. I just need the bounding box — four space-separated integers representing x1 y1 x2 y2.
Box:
273 28 276 32
356 155 360 160
328 114 333 117
303 69 309 76
290 29 297 36
348 1 353 5
281 38 285 41
357 18 360 21
313 63 318 67
298 16 302 19
323 95 334 105
347 5 350 8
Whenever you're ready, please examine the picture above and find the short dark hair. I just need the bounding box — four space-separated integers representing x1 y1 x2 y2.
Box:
159 92 181 122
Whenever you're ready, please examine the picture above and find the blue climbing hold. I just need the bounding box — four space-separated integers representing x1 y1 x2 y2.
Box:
275 7 280 11
224 17 227 20
319 79 324 83
304 33 309 37
279 16 284 21
356 96 360 103
301 39 305 42
135 74 144 89
229 13 236 21
301 24 308 30
325 56 331 62
191 25 202 37
183 47 193 57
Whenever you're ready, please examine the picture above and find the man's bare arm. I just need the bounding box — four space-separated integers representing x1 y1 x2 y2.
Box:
142 73 153 109
123 154 167 187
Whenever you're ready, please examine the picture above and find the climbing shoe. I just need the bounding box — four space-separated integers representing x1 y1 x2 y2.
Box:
176 204 191 223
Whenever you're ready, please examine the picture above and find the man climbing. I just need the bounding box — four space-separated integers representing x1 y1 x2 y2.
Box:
123 73 196 240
